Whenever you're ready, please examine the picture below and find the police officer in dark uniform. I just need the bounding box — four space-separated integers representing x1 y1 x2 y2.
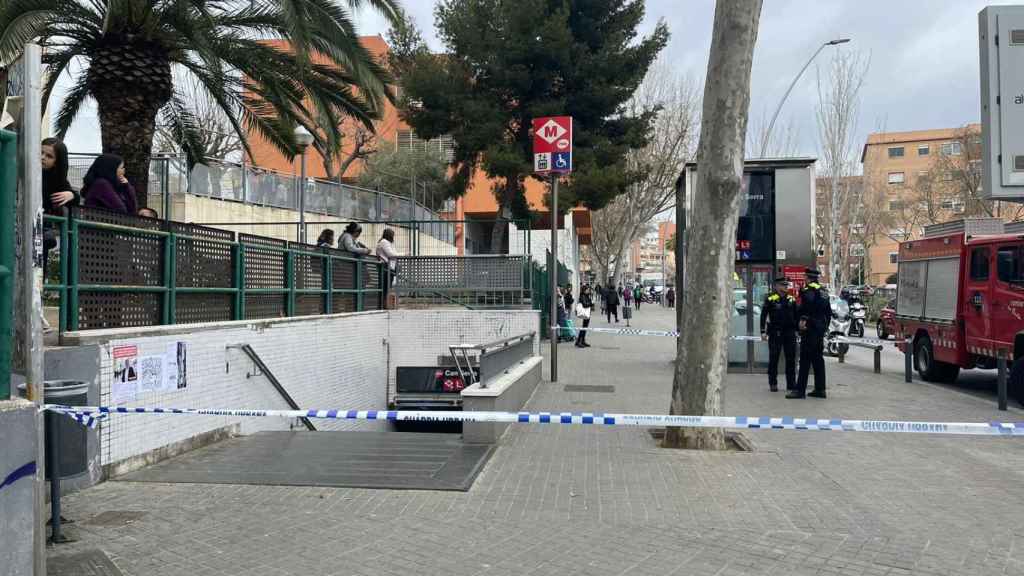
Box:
788 267 832 399
761 277 797 392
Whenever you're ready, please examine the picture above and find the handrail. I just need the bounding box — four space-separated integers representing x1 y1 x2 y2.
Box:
449 331 536 389
228 344 316 431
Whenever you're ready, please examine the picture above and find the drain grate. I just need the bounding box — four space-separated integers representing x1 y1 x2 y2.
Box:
48 549 123 576
564 384 615 393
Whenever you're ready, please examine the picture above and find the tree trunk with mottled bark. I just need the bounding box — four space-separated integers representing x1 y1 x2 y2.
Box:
664 0 762 450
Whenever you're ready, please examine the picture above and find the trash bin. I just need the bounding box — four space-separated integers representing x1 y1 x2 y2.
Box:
19 380 90 479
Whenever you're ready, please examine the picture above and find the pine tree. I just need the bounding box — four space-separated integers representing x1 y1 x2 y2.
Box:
396 0 668 252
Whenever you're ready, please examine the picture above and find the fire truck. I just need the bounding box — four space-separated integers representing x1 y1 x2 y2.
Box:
896 218 1024 383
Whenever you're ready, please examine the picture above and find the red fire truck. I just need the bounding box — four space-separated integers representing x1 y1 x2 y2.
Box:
896 219 1024 384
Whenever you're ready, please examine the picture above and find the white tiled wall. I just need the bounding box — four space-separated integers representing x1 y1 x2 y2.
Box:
386 310 540 402
97 312 389 466
89 309 538 468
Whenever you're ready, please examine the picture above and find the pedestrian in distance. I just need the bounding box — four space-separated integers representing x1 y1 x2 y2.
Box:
623 283 633 310
634 284 642 310
622 290 633 326
788 268 832 399
605 283 620 323
666 286 675 308
563 283 574 317
761 277 798 392
596 283 606 315
82 153 136 215
575 285 594 348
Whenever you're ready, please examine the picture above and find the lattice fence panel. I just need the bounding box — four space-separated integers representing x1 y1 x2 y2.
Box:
245 294 286 319
77 209 164 288
176 293 233 324
295 294 325 316
173 223 234 289
240 234 286 290
331 255 357 290
289 242 324 290
78 292 162 329
331 294 357 314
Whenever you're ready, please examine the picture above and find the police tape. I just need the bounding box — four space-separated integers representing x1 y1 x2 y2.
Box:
43 404 1024 436
553 326 892 346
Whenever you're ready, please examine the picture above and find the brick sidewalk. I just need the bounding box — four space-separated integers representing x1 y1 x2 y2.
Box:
49 306 1024 576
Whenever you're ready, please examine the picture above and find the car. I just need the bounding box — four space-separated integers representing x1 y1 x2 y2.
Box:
876 299 897 340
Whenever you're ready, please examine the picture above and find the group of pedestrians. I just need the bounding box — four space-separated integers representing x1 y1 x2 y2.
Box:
760 267 831 399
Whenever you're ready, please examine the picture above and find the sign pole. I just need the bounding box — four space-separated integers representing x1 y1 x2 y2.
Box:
550 174 558 382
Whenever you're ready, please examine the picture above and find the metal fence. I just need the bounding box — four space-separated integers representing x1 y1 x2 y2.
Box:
66 154 445 222
392 255 532 309
42 207 387 334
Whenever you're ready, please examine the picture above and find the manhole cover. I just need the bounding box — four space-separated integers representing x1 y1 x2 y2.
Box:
564 384 615 393
47 549 123 576
85 511 147 526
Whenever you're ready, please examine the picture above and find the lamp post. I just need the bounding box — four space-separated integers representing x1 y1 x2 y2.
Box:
758 38 850 158
294 126 314 243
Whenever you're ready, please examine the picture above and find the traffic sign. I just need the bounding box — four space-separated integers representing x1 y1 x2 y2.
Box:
533 116 572 174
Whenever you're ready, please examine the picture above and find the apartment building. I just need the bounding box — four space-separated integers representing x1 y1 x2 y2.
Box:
859 124 981 286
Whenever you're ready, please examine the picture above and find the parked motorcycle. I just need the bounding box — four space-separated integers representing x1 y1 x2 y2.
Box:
826 296 851 356
848 300 866 338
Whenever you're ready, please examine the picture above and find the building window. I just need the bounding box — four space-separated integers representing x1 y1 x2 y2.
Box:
888 252 898 264
850 244 865 257
888 172 905 184
918 145 930 156
888 146 905 158
396 130 455 162
941 171 955 182
888 201 905 211
941 141 962 156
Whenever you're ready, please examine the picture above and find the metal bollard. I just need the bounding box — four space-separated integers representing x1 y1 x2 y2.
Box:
997 349 1008 411
874 348 881 374
904 338 913 383
46 410 68 543
837 347 845 364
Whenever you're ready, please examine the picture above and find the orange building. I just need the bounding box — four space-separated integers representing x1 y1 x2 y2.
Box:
245 36 590 258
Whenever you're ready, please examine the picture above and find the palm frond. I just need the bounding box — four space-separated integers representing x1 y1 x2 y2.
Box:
53 72 90 138
160 90 207 167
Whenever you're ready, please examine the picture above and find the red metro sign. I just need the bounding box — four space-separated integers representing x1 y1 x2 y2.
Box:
532 116 573 174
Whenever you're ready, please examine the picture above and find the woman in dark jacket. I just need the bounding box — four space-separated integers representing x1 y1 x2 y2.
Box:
82 154 137 215
41 137 78 214
575 285 594 348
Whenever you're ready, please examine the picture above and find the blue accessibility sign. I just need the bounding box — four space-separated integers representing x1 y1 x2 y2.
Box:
553 152 572 173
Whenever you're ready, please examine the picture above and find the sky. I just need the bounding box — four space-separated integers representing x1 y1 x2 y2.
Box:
62 0 1019 161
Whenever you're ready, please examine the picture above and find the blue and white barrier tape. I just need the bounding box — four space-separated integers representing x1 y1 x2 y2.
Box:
553 326 753 339
553 326 891 347
43 405 1024 436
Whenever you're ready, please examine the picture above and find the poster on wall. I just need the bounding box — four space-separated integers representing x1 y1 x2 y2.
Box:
112 342 188 402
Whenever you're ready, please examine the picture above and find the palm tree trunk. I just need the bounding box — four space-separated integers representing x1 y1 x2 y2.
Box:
663 0 762 450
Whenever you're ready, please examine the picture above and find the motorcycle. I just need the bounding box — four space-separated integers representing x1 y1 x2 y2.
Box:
848 300 866 338
825 296 851 356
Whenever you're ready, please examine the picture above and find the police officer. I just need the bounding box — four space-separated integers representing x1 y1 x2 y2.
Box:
788 267 832 399
761 277 797 392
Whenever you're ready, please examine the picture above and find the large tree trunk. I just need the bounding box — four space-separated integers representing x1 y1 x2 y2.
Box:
664 0 761 450
88 44 172 210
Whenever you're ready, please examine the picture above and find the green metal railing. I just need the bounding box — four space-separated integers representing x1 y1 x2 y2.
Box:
0 129 16 398
43 208 386 333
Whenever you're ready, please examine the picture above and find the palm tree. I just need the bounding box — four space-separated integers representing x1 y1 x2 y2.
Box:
0 0 399 208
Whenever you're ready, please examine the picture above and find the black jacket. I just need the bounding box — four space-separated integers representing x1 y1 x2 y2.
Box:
604 287 620 306
578 292 593 310
564 291 574 311
798 283 832 335
760 292 798 334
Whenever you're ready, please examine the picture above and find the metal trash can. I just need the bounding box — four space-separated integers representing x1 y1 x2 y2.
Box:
19 380 90 479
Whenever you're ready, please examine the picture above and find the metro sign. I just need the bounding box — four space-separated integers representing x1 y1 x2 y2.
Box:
533 116 572 174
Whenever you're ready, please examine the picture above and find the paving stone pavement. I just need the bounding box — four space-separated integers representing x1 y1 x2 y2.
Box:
48 306 1024 576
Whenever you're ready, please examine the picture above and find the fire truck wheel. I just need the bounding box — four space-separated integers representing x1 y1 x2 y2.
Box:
1010 358 1024 406
914 336 960 383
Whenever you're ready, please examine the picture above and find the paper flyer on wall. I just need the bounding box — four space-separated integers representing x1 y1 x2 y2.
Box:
112 342 187 403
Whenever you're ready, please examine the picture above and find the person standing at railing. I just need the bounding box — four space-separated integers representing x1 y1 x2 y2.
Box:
82 154 136 215
339 222 371 256
42 138 78 214
376 228 400 308
316 229 335 248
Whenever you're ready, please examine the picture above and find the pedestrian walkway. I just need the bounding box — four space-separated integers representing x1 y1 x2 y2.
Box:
49 306 1024 576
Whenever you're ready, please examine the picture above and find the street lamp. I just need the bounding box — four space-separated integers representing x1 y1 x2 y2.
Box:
758 37 851 158
294 125 315 243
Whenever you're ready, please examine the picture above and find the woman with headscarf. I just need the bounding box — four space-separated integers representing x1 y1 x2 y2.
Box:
316 229 335 248
82 154 137 214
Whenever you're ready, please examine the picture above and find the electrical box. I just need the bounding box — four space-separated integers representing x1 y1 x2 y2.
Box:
980 6 1024 200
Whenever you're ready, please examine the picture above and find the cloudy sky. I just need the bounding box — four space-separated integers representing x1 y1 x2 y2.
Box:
63 0 1017 161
